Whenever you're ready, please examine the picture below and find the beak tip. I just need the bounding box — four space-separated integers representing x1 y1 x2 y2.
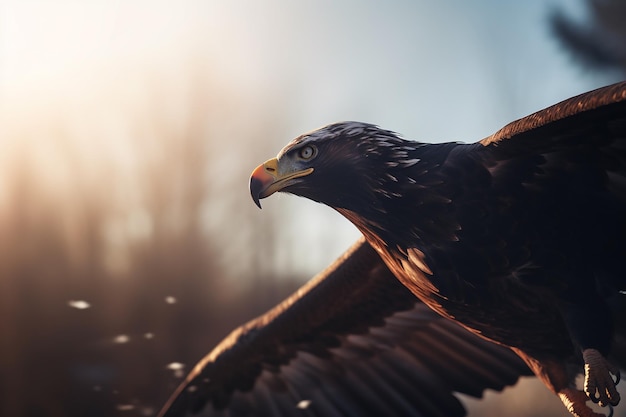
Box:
250 176 264 209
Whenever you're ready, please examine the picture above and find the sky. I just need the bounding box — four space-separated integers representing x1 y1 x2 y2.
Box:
0 0 618 276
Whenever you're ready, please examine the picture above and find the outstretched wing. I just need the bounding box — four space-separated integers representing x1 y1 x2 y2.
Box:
477 81 626 273
481 81 626 149
159 238 530 417
479 82 626 208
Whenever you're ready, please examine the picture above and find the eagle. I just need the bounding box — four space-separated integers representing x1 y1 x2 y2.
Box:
160 82 626 417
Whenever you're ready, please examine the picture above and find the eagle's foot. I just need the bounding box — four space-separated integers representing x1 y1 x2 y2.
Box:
583 348 620 407
559 388 611 417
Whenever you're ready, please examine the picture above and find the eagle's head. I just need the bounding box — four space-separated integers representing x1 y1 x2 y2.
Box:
250 121 425 213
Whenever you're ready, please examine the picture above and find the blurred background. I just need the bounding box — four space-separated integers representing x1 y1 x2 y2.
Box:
1 0 625 416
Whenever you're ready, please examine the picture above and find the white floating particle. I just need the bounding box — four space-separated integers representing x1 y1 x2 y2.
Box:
297 400 312 409
68 300 91 309
165 296 177 304
144 332 155 339
113 334 130 344
620 290 626 295
116 404 135 411
166 362 185 370
187 385 198 393
167 362 186 377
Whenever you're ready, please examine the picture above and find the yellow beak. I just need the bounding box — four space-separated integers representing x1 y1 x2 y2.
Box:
249 158 314 208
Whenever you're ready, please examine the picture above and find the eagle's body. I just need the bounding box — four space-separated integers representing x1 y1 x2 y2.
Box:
331 131 625 359
160 82 626 417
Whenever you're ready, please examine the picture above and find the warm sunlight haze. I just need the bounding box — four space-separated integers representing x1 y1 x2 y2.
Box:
0 0 624 416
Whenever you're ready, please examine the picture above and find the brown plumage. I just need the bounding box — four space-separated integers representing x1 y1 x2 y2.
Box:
161 82 626 417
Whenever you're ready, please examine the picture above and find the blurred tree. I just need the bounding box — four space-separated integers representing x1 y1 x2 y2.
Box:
550 0 626 76
0 62 301 416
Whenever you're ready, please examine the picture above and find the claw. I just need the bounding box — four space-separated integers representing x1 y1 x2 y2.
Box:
583 349 621 407
559 388 606 417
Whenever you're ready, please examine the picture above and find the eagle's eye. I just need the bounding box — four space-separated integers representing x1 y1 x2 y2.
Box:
298 145 317 161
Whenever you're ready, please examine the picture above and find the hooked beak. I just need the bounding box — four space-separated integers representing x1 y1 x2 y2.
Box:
249 158 314 208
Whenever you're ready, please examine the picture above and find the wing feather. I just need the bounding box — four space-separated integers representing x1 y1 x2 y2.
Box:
159 238 530 417
479 82 626 209
481 81 626 147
